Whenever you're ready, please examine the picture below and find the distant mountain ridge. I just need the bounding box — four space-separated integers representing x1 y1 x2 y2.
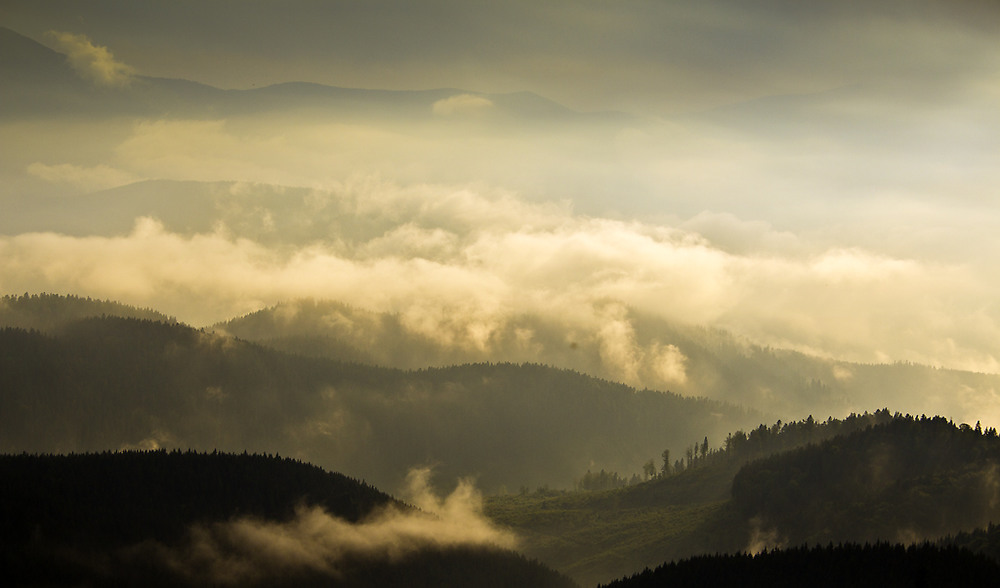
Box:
0 26 609 123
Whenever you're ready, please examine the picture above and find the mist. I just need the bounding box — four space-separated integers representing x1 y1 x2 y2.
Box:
129 468 515 585
4 8 1000 584
2 3 999 419
2 171 998 378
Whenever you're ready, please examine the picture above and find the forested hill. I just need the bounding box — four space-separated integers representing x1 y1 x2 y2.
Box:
0 451 577 588
0 313 760 492
0 450 396 548
486 414 1000 586
731 415 1000 547
0 292 176 330
215 298 1000 423
600 543 1000 588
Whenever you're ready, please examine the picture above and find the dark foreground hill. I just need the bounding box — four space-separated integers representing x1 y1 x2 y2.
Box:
0 299 760 492
0 451 576 588
0 450 396 548
601 542 1000 588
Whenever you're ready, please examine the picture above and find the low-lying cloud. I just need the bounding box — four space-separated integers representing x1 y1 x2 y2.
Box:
132 468 515 585
432 94 495 116
1 175 998 383
46 31 135 87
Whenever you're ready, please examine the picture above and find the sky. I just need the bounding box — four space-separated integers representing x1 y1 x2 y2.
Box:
2 0 1000 379
6 0 1000 113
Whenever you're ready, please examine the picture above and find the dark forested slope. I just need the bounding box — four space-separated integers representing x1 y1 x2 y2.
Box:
487 413 1000 586
485 411 897 585
0 451 576 588
0 450 395 549
731 416 1000 547
600 542 1000 588
0 292 175 330
0 312 758 492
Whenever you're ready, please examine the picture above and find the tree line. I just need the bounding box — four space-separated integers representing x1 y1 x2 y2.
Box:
601 541 1000 587
576 409 900 491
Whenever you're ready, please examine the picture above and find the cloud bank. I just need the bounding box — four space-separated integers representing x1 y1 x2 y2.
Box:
1 177 997 381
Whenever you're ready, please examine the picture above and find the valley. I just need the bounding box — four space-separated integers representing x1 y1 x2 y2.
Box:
3 294 1000 586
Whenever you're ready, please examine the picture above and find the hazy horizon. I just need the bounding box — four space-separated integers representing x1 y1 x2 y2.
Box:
3 0 1000 383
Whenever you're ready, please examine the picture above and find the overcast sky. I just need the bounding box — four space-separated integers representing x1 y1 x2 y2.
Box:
5 0 999 113
3 0 1000 384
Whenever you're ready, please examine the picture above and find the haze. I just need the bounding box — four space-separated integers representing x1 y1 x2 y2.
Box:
2 0 1000 410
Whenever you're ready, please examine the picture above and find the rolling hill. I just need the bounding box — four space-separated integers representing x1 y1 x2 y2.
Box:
216 297 1000 424
5 300 1000 585
0 294 759 493
486 414 1000 586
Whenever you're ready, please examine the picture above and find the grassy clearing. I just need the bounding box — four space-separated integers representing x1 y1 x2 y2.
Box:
485 467 749 586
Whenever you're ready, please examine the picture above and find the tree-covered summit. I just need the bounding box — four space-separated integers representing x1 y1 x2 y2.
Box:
0 292 176 331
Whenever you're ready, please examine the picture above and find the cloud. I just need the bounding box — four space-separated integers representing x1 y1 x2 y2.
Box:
46 31 135 87
652 343 688 385
398 467 515 547
2 177 998 383
114 120 292 184
1 3 998 431
681 211 800 256
26 162 138 192
131 468 515 585
745 515 784 556
432 94 495 116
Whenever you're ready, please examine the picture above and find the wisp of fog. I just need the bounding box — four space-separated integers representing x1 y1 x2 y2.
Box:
125 468 515 585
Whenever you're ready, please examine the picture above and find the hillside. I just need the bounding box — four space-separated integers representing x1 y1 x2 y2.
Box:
0 451 575 588
216 298 1000 423
0 292 176 330
731 415 1000 546
0 450 397 548
0 301 760 492
486 414 1000 586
